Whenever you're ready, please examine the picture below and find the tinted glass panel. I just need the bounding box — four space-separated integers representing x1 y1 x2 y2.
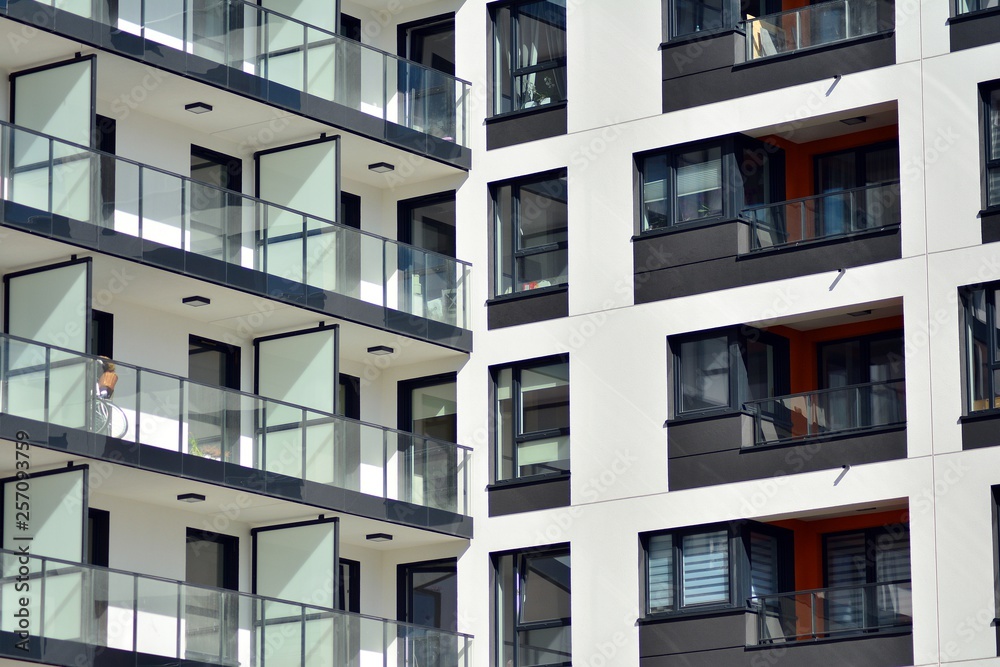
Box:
679 336 729 412
676 147 723 223
681 531 729 606
647 534 674 612
521 362 569 433
673 0 725 36
520 552 571 623
642 154 670 231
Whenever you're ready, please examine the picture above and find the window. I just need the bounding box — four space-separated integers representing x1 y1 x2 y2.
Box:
493 356 570 481
985 85 1000 209
491 0 567 115
495 546 571 667
493 171 568 295
963 285 1000 412
823 525 911 630
644 523 790 615
671 328 788 417
956 0 999 14
664 0 781 40
638 135 778 232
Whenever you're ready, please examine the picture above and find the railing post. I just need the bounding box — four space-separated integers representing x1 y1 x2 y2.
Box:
810 592 817 640
795 10 802 50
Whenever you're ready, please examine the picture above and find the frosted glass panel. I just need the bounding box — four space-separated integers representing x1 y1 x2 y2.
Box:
13 59 93 146
3 468 87 563
6 261 90 356
257 328 337 414
255 520 337 608
258 139 338 222
262 0 337 31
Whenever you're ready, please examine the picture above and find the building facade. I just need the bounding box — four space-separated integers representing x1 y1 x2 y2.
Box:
0 0 995 666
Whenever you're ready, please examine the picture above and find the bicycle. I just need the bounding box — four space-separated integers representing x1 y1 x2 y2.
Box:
93 390 128 439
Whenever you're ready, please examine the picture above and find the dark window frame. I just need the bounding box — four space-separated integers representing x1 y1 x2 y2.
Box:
641 521 793 617
492 544 571 667
489 0 568 117
189 334 241 391
339 557 361 613
962 284 1000 414
820 524 911 588
396 556 458 630
491 354 570 483
983 82 1000 211
186 527 240 591
636 134 782 235
669 327 790 419
953 0 1000 17
491 169 569 298
397 190 458 258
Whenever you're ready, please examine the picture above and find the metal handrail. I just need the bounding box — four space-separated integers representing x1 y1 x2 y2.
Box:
0 333 472 515
0 547 473 666
749 580 912 644
0 119 469 271
742 378 904 409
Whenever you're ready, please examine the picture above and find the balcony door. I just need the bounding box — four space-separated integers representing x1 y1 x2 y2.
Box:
190 145 242 265
397 192 458 323
398 14 456 139
188 335 241 461
818 332 904 433
814 142 899 236
823 526 911 634
185 529 238 661
398 558 459 667
398 374 458 512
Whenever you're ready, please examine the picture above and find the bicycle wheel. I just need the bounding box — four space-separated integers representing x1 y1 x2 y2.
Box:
105 402 129 439
93 400 111 434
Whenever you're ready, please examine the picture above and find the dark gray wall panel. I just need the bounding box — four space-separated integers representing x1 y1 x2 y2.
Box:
982 209 1000 243
662 35 895 112
640 612 748 658
640 613 912 667
962 412 1000 450
487 288 569 328
486 104 568 149
950 10 1000 51
634 225 900 303
667 412 907 489
488 476 571 516
660 32 743 79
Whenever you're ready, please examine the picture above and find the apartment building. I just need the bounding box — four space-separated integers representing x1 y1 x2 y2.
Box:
0 0 996 666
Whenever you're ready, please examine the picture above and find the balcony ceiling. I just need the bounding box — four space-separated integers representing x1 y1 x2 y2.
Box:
748 298 903 332
746 102 898 144
0 445 466 550
0 231 466 367
0 18 463 188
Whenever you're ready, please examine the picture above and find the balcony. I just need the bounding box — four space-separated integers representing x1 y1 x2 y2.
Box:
0 120 472 349
0 548 472 667
0 332 472 530
745 0 884 60
750 581 912 644
744 379 906 446
1 0 471 164
741 182 901 252
667 313 907 490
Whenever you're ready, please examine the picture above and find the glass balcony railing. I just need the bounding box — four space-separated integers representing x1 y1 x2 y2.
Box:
749 581 912 643
0 120 471 331
741 181 901 252
0 548 472 667
0 332 471 515
7 0 470 148
743 379 906 446
745 0 884 60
